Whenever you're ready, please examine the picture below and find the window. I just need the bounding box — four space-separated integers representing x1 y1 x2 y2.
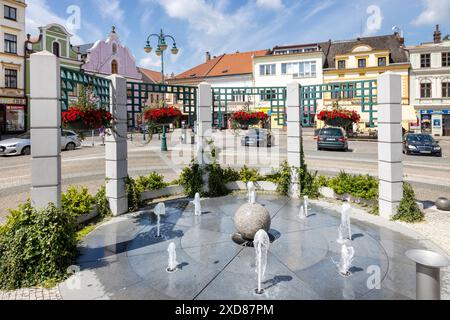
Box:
52 42 60 57
111 60 118 74
112 43 117 54
5 69 17 88
358 59 366 68
338 60 346 69
378 57 387 67
421 54 431 68
259 64 276 76
343 84 354 99
420 82 432 98
442 52 450 67
281 61 317 77
261 89 276 101
4 5 17 20
442 82 450 98
4 33 17 54
331 85 340 99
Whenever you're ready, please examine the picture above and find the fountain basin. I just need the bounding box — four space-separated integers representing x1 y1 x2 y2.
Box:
234 203 271 241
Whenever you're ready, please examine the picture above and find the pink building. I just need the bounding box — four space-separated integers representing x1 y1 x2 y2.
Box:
80 27 142 81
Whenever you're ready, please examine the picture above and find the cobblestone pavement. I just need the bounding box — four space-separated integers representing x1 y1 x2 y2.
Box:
0 287 62 300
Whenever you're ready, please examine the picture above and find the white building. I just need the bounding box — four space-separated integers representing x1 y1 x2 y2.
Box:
0 0 26 134
408 25 450 137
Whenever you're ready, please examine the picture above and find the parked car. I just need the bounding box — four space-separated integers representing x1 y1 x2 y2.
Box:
241 129 274 148
0 130 82 156
317 127 349 152
403 133 442 157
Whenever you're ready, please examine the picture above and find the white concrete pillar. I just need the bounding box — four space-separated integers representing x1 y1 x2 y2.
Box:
286 82 301 198
106 75 128 216
197 82 212 166
30 51 61 209
378 72 404 219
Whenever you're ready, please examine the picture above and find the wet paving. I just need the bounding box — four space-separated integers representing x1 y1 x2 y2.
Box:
59 194 447 300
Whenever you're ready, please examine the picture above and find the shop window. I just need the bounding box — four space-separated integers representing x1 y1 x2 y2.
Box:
6 105 25 132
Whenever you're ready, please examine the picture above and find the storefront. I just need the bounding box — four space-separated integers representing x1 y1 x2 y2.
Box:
0 97 27 134
420 109 450 136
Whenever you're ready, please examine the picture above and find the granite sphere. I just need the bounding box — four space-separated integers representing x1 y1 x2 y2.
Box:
234 203 271 240
436 198 450 212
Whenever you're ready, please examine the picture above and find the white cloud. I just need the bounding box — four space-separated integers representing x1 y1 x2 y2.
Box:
303 0 335 21
139 55 162 69
413 0 450 26
94 0 124 22
26 0 85 44
256 0 284 10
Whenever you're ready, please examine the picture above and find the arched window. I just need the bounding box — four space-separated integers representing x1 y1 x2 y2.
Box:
111 60 118 74
112 43 117 54
52 42 60 57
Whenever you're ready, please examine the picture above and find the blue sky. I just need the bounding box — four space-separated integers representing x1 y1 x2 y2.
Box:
26 0 450 75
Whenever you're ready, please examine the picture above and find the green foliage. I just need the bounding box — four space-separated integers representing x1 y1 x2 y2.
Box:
393 182 424 223
76 224 97 242
326 171 379 200
223 167 240 184
135 172 168 193
239 166 261 183
126 177 141 212
95 185 111 218
179 161 204 197
265 161 292 197
62 186 95 217
298 168 321 199
206 163 230 197
0 202 77 290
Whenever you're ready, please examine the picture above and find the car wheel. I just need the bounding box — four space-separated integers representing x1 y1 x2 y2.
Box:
21 146 31 156
65 142 76 151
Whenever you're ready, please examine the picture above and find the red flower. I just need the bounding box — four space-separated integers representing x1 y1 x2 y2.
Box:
62 105 112 129
231 111 268 124
143 106 182 124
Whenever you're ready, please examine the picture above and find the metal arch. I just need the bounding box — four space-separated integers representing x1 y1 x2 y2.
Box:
60 67 111 112
300 80 378 128
212 86 287 127
126 82 198 128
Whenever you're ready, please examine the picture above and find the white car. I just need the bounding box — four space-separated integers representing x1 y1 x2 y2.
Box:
0 130 82 156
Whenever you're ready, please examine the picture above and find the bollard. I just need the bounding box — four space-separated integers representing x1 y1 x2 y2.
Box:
406 249 450 300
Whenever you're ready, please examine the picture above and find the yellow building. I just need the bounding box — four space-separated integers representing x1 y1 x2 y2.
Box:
321 34 416 131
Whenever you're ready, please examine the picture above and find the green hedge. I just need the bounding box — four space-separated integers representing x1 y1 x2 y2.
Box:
321 172 379 201
62 186 95 218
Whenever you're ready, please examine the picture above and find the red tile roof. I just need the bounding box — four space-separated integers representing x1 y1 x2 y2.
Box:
172 50 269 80
138 67 163 83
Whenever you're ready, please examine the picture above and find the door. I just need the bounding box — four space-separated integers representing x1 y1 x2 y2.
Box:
0 105 5 136
443 114 450 136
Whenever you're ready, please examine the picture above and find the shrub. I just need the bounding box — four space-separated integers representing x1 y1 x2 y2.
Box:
239 166 261 183
0 202 77 290
62 186 95 217
206 163 230 197
393 182 424 223
326 172 379 201
265 161 292 197
126 177 141 212
223 167 240 184
179 161 204 197
95 185 111 217
135 172 168 193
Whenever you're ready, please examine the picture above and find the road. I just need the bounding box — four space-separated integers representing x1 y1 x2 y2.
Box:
1 130 449 223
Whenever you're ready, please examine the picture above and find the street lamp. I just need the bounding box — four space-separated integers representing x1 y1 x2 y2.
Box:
144 29 179 151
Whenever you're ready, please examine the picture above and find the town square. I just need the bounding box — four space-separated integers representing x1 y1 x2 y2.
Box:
0 0 450 308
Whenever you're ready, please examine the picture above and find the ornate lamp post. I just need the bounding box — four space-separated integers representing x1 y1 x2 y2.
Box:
144 29 179 151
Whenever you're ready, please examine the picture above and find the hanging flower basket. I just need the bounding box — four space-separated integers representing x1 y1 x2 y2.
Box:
62 106 113 131
317 109 360 128
231 111 268 126
143 106 182 125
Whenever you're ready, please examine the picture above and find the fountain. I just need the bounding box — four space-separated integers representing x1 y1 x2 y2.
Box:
299 205 307 220
167 242 178 273
337 203 352 243
334 244 355 277
154 202 166 238
191 193 202 216
304 196 309 216
254 229 270 295
247 181 256 204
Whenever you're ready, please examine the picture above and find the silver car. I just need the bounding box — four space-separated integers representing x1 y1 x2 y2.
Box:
0 130 82 156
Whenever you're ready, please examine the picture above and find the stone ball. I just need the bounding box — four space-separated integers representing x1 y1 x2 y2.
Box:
234 203 271 241
436 198 450 212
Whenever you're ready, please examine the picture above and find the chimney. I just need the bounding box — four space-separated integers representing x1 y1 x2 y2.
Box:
434 24 442 43
206 51 211 62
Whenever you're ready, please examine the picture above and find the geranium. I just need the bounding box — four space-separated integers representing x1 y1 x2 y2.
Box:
143 105 182 124
231 111 268 126
317 102 360 128
62 85 113 130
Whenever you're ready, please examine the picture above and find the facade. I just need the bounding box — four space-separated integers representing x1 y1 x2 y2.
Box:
408 25 450 137
0 0 27 134
80 27 142 81
322 34 415 131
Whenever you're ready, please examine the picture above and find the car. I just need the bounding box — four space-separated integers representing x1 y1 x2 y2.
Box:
241 129 274 148
0 130 82 156
403 133 442 157
317 127 349 152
